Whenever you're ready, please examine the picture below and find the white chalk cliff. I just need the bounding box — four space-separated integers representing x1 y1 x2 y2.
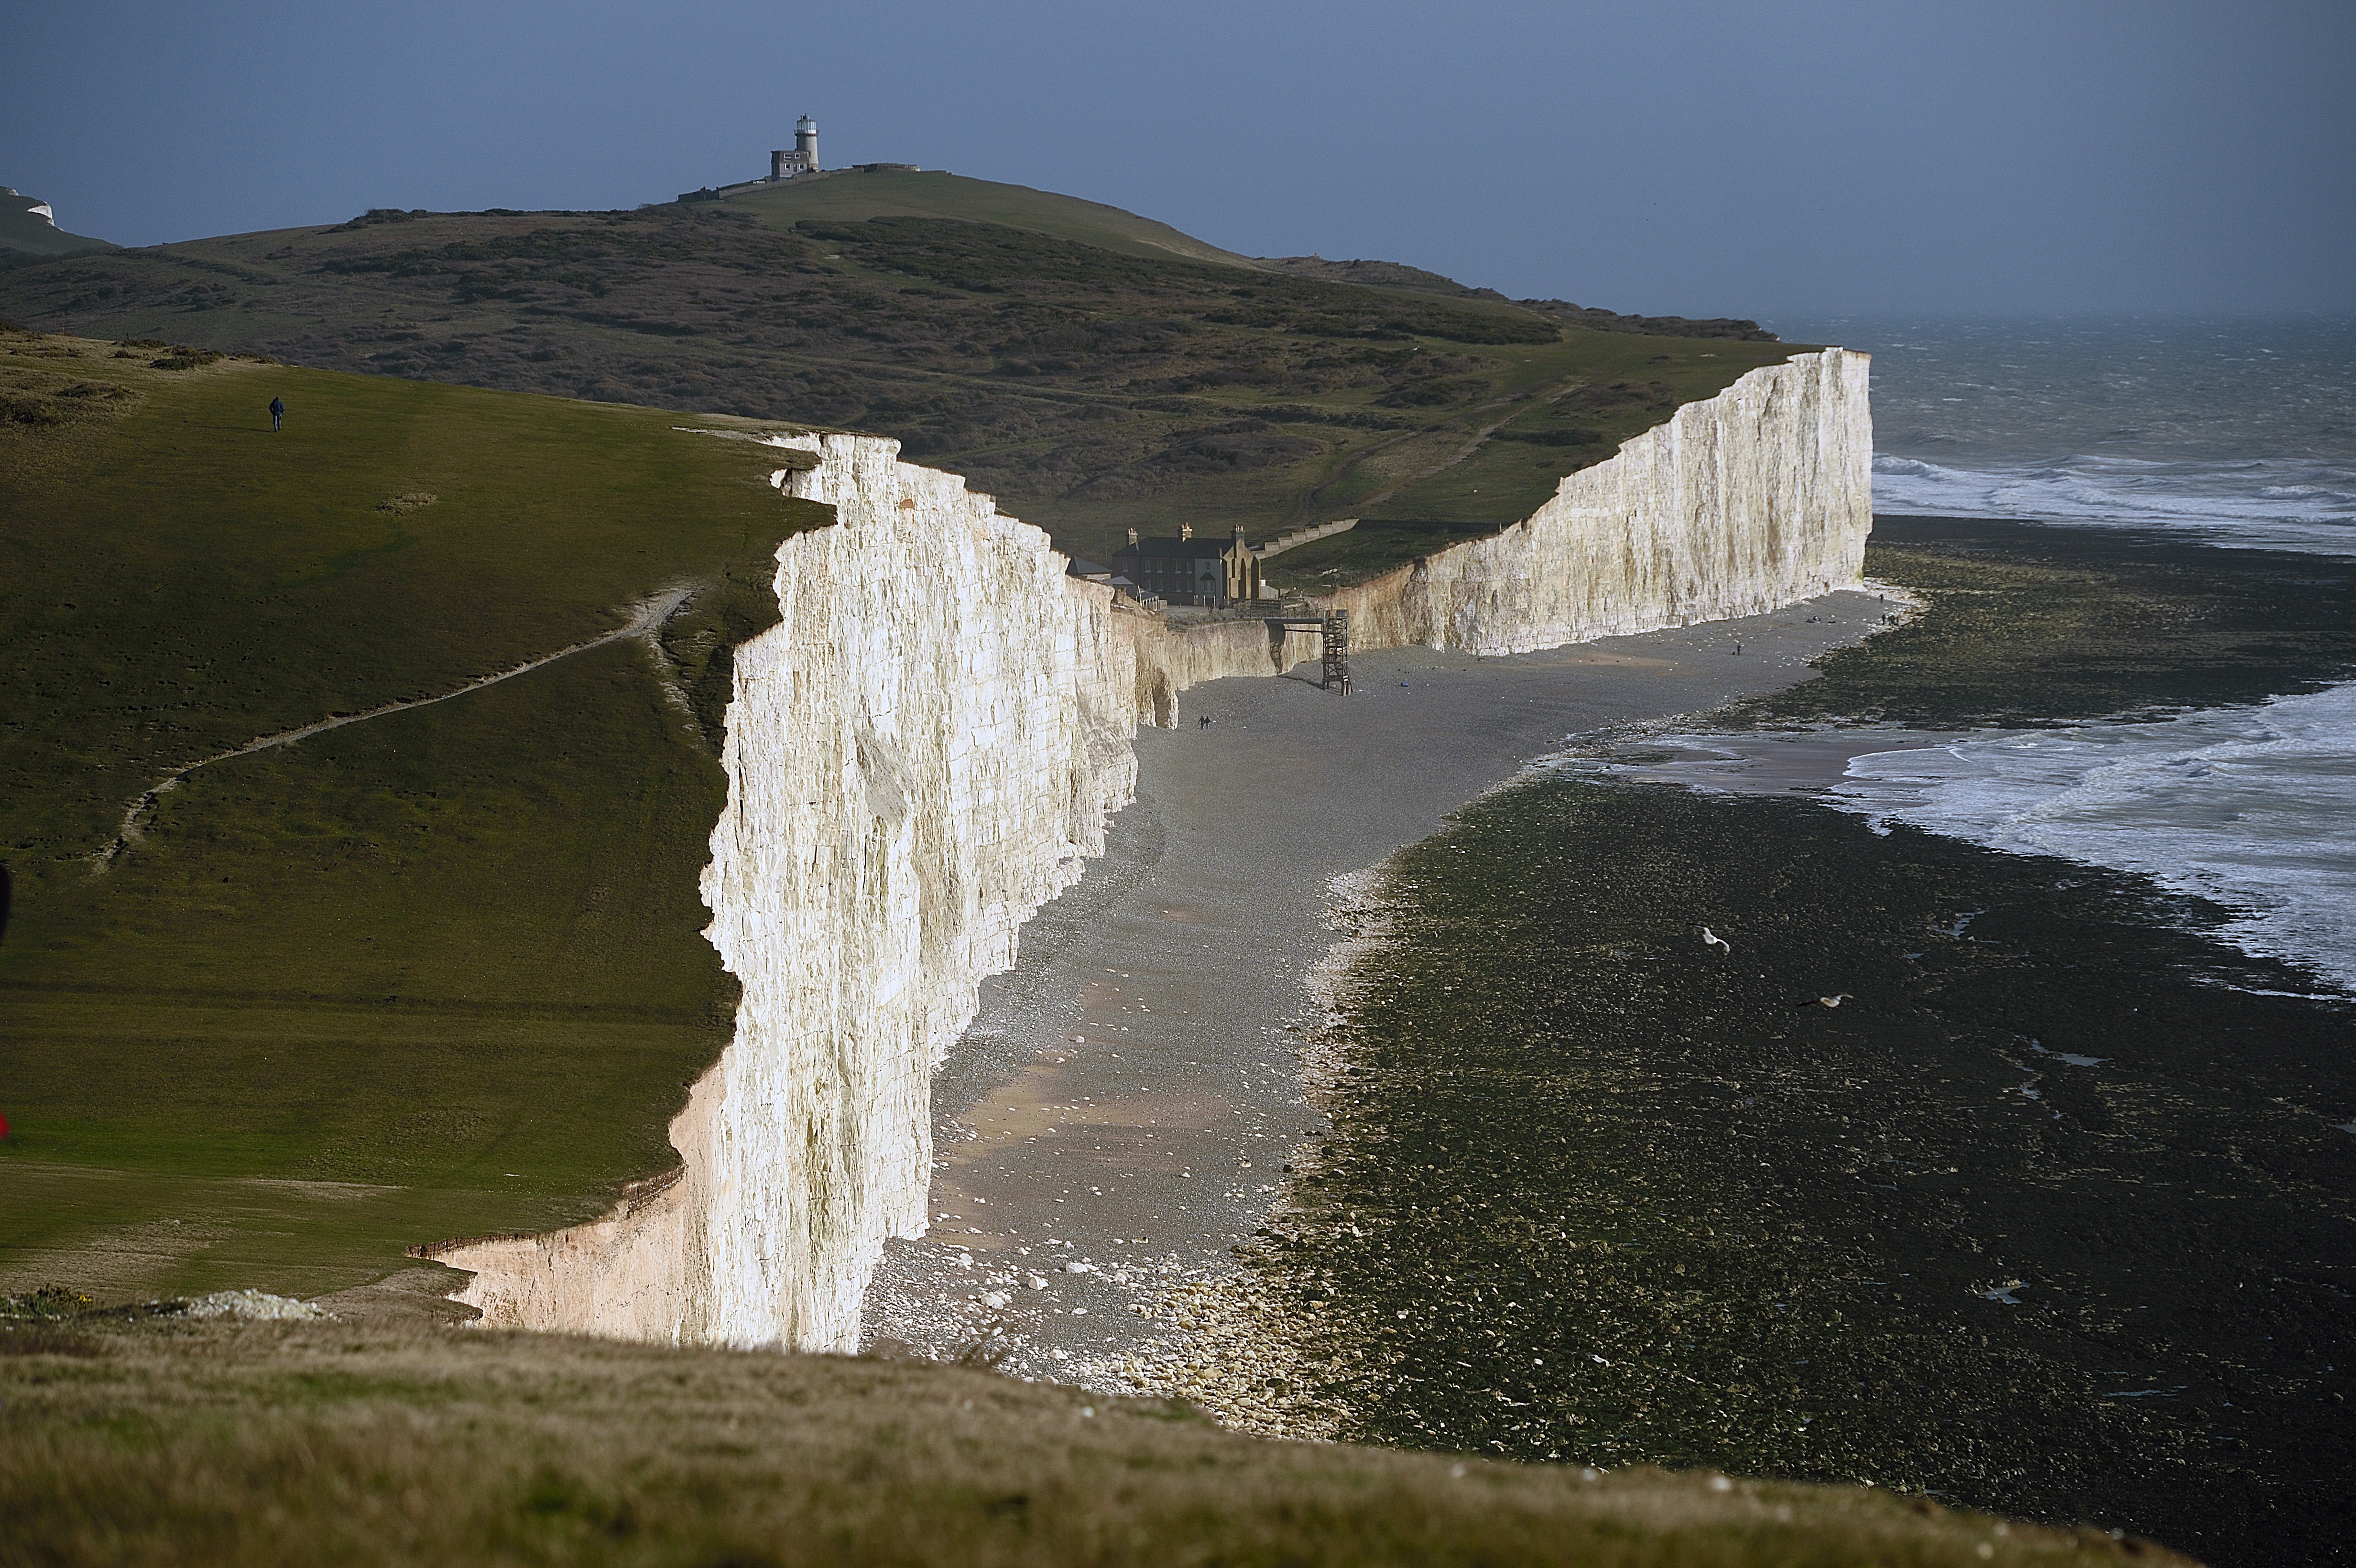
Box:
1331 348 1872 652
436 348 1871 1348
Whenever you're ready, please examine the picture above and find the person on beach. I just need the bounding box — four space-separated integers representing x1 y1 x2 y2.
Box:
269 396 284 432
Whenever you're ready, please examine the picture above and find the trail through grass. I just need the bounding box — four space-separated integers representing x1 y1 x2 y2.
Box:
1 332 821 1300
95 585 694 868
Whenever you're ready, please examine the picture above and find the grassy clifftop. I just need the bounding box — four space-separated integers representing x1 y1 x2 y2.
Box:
0 329 822 1301
0 169 1808 572
0 1311 2188 1568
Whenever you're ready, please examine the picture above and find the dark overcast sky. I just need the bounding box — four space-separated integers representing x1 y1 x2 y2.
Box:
7 0 2350 317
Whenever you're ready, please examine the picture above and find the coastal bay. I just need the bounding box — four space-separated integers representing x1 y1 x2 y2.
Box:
872 519 2354 1568
861 588 1903 1362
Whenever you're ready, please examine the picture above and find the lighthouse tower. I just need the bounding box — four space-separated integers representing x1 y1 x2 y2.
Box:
769 115 821 181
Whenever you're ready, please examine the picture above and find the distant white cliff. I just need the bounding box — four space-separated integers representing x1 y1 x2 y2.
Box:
2 187 113 256
1333 348 1872 652
436 348 1871 1348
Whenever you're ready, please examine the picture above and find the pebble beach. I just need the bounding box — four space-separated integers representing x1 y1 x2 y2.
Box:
861 588 1903 1386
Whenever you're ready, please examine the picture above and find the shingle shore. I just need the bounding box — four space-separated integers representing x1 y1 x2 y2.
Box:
863 588 1908 1409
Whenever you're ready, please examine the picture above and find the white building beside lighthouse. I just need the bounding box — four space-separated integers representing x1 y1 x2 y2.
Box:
670 117 915 201
770 116 820 181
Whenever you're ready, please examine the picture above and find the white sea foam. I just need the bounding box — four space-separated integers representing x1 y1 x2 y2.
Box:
1759 313 2356 555
1826 685 2356 991
1578 683 2356 994
1873 452 2356 555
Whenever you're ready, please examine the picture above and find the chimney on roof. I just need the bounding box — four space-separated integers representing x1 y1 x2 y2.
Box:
1233 523 1247 543
1179 523 1193 541
1126 527 1139 546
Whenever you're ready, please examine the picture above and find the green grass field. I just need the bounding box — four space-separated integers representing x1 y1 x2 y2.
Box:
0 305 1802 1298
0 1312 2184 1568
1 330 822 1300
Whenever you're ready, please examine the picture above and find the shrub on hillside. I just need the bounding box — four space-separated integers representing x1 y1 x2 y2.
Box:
1 380 128 426
0 387 66 425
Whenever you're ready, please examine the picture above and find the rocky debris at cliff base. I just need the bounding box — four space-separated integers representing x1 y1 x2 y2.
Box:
862 1228 1234 1391
1120 1275 1350 1443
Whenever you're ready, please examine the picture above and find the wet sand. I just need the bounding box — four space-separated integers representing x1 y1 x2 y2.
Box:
861 588 1901 1380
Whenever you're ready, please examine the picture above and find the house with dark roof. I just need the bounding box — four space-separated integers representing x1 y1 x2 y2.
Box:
1110 524 1261 608
1065 555 1157 608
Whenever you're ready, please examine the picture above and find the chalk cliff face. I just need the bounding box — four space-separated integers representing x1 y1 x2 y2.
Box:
436 350 1869 1348
438 436 1311 1346
1333 348 1872 653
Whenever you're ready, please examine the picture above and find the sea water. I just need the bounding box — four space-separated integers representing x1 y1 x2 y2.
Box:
1766 313 2356 556
1832 687 2356 993
1264 318 2356 1555
1753 314 2355 986
1582 683 2356 995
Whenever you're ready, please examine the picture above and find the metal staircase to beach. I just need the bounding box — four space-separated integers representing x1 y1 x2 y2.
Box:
1268 607 1352 693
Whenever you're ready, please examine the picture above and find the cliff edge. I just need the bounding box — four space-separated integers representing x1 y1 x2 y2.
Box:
0 187 114 260
434 349 1872 1348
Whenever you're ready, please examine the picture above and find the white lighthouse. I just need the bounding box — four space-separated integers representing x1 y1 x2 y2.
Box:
770 115 821 181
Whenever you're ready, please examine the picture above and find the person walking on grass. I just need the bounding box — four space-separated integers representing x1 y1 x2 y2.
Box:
269 396 284 432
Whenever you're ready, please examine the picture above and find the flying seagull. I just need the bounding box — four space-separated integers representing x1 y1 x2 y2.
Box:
1816 993 1852 1009
1699 926 1733 954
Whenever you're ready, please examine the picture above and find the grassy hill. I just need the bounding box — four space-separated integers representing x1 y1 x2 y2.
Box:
0 328 822 1302
0 169 1808 576
719 166 1258 268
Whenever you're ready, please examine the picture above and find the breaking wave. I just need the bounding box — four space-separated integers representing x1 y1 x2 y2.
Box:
1831 685 2356 992
1873 452 2356 556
